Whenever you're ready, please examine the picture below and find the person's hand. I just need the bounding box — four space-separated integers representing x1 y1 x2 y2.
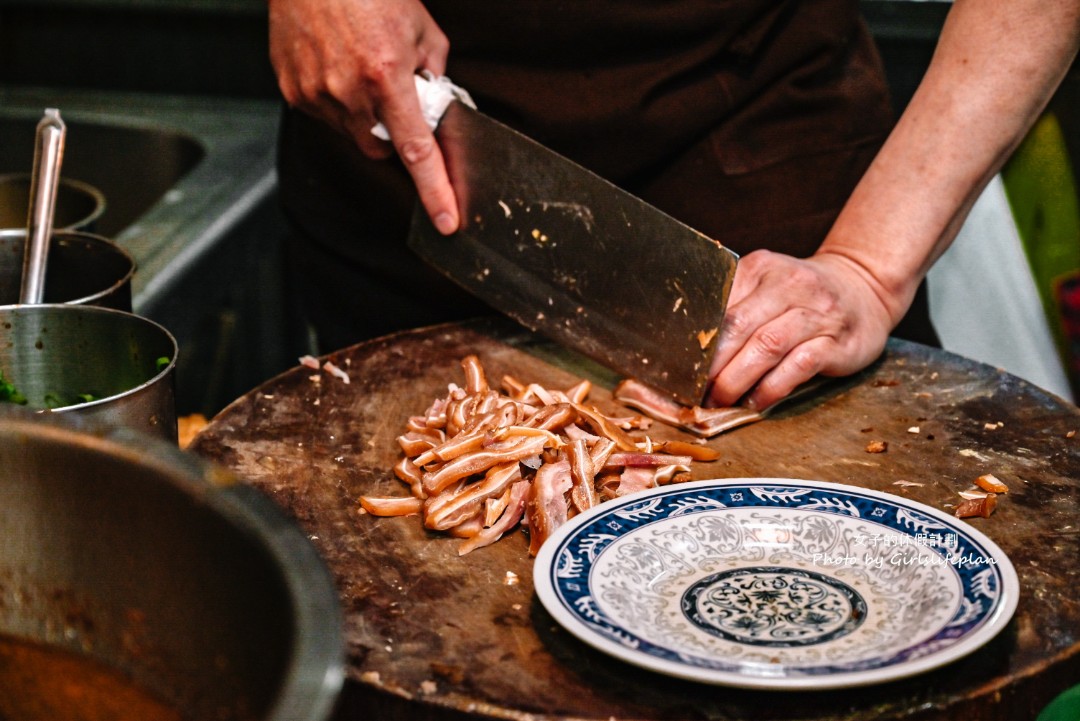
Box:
268 0 459 233
705 249 899 411
705 0 1080 414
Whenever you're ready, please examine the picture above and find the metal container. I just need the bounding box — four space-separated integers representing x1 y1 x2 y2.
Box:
0 172 106 232
0 304 177 441
0 229 135 309
0 406 345 720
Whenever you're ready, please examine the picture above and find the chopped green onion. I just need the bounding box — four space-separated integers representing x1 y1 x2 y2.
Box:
0 369 27 405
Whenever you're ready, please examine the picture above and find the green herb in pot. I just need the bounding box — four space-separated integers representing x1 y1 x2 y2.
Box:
0 370 27 405
44 392 99 409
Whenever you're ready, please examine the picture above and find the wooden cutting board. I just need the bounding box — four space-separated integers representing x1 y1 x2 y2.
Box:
190 318 1080 721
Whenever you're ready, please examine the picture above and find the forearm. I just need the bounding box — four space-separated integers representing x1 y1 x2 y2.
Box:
817 0 1080 327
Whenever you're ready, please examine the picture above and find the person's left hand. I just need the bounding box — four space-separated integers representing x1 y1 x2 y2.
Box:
705 248 900 411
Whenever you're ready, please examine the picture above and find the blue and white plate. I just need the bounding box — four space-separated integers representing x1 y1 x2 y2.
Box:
533 478 1019 690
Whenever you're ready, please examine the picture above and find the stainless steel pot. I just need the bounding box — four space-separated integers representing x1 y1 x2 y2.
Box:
0 304 177 440
0 229 135 309
0 172 106 232
0 406 344 720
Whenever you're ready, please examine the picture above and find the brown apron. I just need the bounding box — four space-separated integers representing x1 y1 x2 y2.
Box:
277 0 937 351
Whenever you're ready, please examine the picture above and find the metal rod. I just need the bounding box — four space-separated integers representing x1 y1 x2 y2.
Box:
20 108 66 305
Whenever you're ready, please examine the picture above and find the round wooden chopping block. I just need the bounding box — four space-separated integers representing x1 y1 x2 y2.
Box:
190 318 1080 721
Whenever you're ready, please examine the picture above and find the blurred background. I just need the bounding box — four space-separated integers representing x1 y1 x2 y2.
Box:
1 0 1077 416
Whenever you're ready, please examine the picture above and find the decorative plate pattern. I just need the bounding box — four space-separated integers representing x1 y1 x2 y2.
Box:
533 479 1019 690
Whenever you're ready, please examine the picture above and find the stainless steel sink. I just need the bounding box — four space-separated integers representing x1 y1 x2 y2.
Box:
0 112 204 238
0 86 279 300
0 86 301 416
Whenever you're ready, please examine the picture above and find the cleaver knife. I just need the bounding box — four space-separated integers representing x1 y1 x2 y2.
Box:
408 100 739 405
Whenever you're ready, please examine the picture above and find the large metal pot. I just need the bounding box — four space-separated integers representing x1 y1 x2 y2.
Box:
0 304 177 440
0 407 344 720
0 229 135 309
0 172 106 232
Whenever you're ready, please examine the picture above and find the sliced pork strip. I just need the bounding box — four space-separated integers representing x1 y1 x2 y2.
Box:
359 495 424 516
614 378 764 437
570 404 639 450
526 459 573 556
615 466 658 497
603 452 694 469
424 463 522 531
567 438 600 513
461 354 490 395
459 480 531 555
422 434 551 495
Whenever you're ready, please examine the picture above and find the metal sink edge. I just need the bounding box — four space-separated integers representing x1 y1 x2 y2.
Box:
0 85 281 314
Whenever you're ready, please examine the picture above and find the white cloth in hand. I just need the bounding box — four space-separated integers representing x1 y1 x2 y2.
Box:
370 71 476 141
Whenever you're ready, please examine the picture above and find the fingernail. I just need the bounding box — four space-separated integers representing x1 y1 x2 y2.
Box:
434 212 457 235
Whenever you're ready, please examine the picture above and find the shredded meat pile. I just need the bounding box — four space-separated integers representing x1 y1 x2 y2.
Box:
360 355 719 555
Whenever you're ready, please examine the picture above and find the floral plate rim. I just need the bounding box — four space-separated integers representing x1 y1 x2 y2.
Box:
532 478 1020 691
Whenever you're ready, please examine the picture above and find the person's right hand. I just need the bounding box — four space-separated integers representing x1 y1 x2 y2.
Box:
268 0 460 234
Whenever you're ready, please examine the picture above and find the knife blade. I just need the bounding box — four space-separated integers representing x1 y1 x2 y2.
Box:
408 100 738 405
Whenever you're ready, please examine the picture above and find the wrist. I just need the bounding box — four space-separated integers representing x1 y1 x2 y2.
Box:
808 248 919 331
